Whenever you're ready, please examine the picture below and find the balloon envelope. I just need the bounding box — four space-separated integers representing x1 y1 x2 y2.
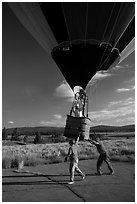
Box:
40 2 134 90
8 2 135 90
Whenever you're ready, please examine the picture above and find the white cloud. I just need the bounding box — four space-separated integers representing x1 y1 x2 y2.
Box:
108 100 123 107
87 71 112 88
116 85 135 93
54 114 62 119
88 97 135 125
113 64 135 72
122 97 135 106
89 106 134 123
8 121 14 124
115 65 124 69
115 70 135 93
108 97 135 110
132 85 135 90
116 88 131 93
54 81 74 101
40 114 66 127
94 71 111 79
115 116 135 124
40 120 49 125
125 76 135 84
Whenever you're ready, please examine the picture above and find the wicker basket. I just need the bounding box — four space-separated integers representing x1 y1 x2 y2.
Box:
64 115 91 140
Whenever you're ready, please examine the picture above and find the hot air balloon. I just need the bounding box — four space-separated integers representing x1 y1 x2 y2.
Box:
8 2 135 139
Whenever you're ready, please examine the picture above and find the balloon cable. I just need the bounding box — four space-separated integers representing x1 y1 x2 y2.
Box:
97 3 123 71
85 2 88 43
96 3 115 71
113 15 134 49
101 2 116 42
104 14 134 71
61 3 71 43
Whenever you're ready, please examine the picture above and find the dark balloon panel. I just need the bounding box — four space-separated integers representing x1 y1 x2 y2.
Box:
51 40 120 90
8 2 134 90
40 2 134 90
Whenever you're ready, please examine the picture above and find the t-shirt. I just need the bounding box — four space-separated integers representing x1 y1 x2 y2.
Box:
94 141 106 154
69 145 78 161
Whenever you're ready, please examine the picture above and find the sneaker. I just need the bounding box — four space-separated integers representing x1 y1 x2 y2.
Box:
81 174 85 180
95 171 102 176
68 181 74 185
109 170 115 175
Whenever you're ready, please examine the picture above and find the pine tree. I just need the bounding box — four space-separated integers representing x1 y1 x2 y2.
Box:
23 135 28 143
2 127 7 140
11 128 20 141
34 131 43 144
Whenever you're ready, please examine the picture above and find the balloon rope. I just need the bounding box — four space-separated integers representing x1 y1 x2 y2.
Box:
105 3 123 46
118 38 135 64
104 15 134 70
96 3 116 71
113 15 134 49
85 2 88 43
97 49 116 71
61 3 71 42
101 2 116 42
97 3 123 71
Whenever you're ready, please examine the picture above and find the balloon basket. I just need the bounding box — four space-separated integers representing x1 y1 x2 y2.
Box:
64 115 91 140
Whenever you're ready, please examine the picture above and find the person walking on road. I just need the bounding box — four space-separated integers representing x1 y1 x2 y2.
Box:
64 136 85 184
88 135 114 175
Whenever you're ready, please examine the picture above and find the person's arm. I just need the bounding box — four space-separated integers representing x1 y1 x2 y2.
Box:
88 139 99 145
64 147 71 162
76 136 80 144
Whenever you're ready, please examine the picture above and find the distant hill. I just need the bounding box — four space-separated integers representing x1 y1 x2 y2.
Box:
5 126 64 136
90 125 135 132
4 124 135 136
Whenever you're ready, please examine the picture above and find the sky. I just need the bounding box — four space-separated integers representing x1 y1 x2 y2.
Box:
2 2 135 128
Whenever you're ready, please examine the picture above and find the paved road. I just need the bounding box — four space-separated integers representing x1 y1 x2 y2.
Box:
2 160 135 202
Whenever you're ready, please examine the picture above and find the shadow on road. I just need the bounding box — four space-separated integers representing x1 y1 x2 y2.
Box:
3 172 105 178
2 180 70 186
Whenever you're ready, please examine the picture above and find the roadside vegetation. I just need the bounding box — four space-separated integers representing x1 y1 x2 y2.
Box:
2 138 135 169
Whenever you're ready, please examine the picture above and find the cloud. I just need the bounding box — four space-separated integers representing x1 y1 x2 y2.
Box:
107 100 123 107
87 71 112 88
108 97 135 110
8 121 14 124
89 106 134 123
122 76 135 87
128 77 135 83
113 63 135 73
88 97 135 125
54 81 74 101
115 65 124 69
115 116 135 124
116 73 135 93
54 114 62 119
116 85 135 93
40 120 56 126
118 64 134 69
116 88 132 93
40 114 65 127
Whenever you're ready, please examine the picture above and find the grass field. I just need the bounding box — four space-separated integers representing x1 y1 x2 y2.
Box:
2 137 135 169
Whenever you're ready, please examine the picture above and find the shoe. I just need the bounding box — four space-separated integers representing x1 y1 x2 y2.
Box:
81 174 85 180
109 170 115 175
95 172 102 176
68 181 74 185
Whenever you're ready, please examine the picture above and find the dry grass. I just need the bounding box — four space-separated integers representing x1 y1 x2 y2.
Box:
2 138 135 169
